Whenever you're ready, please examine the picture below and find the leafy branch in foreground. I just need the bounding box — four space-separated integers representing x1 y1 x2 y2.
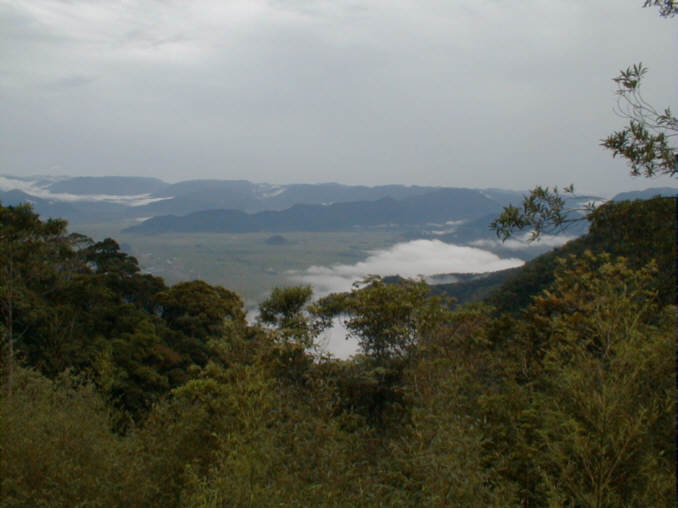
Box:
493 4 675 242
643 0 677 17
490 185 595 242
601 63 677 178
494 64 676 242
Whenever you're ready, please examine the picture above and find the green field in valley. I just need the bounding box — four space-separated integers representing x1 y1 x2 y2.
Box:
73 221 404 306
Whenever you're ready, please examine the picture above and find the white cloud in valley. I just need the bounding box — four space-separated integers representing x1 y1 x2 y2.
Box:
0 175 170 206
471 232 576 251
297 238 524 358
290 239 524 296
316 318 360 360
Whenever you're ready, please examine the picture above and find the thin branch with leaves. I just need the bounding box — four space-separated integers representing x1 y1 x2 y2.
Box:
490 185 596 242
643 0 677 17
602 63 677 178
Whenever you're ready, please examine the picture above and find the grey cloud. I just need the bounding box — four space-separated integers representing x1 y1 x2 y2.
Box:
0 0 675 194
121 29 191 48
41 74 97 90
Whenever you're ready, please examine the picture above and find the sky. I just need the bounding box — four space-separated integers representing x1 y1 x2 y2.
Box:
1 0 676 196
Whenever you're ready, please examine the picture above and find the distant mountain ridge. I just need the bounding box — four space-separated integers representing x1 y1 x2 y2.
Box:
611 187 677 201
0 174 525 224
1 175 673 230
47 176 168 196
124 189 504 234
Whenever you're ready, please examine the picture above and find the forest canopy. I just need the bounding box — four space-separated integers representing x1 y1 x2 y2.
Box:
0 193 673 507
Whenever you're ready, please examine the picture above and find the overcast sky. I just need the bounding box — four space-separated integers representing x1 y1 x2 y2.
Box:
1 0 676 195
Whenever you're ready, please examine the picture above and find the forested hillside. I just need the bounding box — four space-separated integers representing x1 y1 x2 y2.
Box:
0 196 673 507
486 196 674 312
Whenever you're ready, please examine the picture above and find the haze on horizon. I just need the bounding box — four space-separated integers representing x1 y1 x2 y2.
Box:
1 0 676 196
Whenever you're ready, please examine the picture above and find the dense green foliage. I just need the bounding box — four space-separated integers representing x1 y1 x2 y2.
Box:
0 196 674 506
485 196 674 313
429 268 520 306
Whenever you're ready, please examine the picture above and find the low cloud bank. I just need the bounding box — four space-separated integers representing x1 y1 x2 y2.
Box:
471 232 575 251
0 175 171 206
290 239 524 296
316 319 360 359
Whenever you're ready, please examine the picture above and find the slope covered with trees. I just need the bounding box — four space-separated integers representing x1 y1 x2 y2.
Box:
0 190 673 506
483 196 674 313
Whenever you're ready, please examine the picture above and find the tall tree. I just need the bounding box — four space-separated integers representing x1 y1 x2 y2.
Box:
0 204 78 393
526 253 674 506
258 285 316 347
316 277 450 363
